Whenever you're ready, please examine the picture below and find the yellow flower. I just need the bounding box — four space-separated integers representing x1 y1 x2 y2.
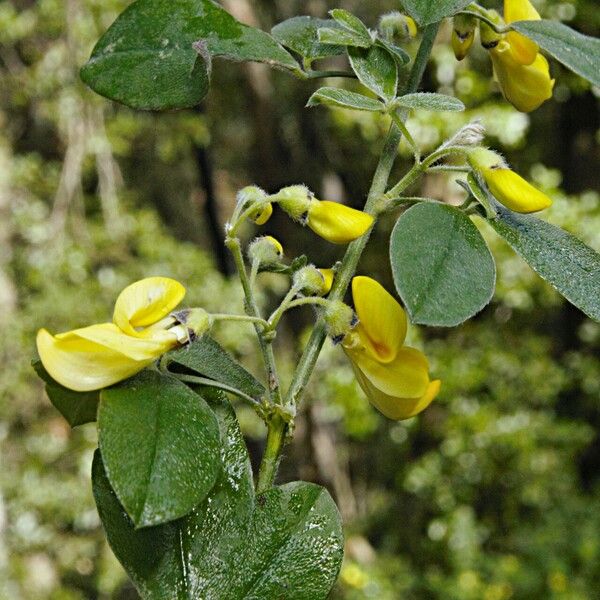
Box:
37 277 187 392
307 200 374 244
318 268 335 294
469 148 552 213
343 276 440 420
504 0 540 65
489 40 554 113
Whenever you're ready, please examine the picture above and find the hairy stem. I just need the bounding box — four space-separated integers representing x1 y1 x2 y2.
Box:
253 22 440 491
226 236 283 404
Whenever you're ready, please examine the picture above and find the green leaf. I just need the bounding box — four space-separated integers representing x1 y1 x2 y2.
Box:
271 17 345 60
98 370 220 528
329 9 372 44
93 399 344 599
463 173 497 220
390 203 496 326
510 20 600 88
348 45 398 102
32 360 99 427
395 92 465 112
488 204 600 322
399 0 473 26
81 0 299 110
317 27 372 48
375 38 410 65
307 87 384 112
167 335 265 400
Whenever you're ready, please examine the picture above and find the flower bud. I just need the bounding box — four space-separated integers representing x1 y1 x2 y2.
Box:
468 148 552 213
248 235 284 265
324 300 357 343
504 0 540 65
452 14 476 61
172 308 212 342
318 268 334 295
379 12 417 41
293 265 331 296
307 200 374 244
271 185 313 222
237 186 272 225
479 14 503 50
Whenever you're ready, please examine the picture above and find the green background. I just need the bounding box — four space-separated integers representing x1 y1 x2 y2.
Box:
1 0 599 598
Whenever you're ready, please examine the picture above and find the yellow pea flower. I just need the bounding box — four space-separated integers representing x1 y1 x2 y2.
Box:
342 276 440 420
504 0 540 65
489 40 554 113
37 277 189 392
307 200 374 244
468 148 552 213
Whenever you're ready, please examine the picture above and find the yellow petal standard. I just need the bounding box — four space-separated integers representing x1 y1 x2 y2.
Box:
307 200 374 244
504 0 540 65
342 276 439 420
37 277 187 392
482 167 552 213
351 276 407 363
489 41 554 112
318 269 335 295
113 277 185 336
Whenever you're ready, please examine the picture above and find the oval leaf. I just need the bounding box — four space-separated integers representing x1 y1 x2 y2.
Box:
348 45 398 102
81 0 299 110
166 335 265 400
271 17 345 60
307 87 384 112
395 92 465 112
33 360 99 427
510 20 600 88
98 370 220 528
317 27 372 48
489 203 600 322
390 203 496 326
329 9 372 43
93 398 344 599
399 0 473 26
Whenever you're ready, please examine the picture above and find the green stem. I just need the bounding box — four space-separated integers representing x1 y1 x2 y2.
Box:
171 373 262 410
267 285 301 330
285 22 441 410
390 111 420 162
253 22 440 491
225 236 283 404
211 313 269 328
256 415 286 493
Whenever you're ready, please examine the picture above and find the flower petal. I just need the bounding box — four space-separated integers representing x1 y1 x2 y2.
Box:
307 201 374 244
504 0 540 65
346 345 429 399
483 167 552 213
37 328 155 392
113 277 185 335
490 42 554 112
352 361 440 420
352 276 407 362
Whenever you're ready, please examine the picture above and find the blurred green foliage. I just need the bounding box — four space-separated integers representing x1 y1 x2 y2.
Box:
1 0 599 598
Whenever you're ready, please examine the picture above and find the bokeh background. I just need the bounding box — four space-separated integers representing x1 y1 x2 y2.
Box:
1 0 600 598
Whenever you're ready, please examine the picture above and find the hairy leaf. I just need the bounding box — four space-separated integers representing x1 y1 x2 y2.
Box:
511 20 600 88
98 370 220 528
489 204 600 322
271 17 345 60
307 87 384 112
399 0 473 26
93 399 344 599
348 45 398 102
167 336 265 400
81 0 299 110
390 203 496 326
395 92 465 112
